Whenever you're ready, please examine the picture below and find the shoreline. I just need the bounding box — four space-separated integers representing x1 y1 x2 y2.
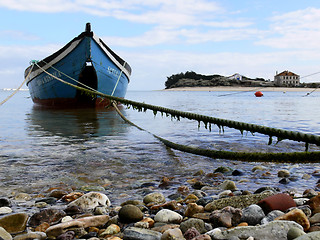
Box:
163 86 318 92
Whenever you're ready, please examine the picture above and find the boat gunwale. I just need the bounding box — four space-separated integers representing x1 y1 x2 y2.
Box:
25 30 131 86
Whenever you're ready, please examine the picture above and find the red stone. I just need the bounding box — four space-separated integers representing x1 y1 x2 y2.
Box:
258 193 296 214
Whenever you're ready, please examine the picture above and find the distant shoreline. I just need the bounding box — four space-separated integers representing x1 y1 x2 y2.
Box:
163 86 318 92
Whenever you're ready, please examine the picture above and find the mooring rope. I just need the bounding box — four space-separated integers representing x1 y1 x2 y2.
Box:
0 65 34 106
32 62 320 162
112 101 320 163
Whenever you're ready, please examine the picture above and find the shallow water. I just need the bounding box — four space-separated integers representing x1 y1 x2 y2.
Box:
0 89 320 204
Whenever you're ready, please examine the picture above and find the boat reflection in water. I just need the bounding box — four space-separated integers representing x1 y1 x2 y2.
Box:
26 105 129 140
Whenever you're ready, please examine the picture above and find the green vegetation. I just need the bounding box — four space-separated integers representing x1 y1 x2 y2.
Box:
165 71 269 89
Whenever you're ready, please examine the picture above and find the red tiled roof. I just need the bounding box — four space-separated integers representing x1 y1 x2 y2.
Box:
275 70 299 77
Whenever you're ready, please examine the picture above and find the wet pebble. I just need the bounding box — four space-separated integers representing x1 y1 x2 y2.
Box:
0 165 320 240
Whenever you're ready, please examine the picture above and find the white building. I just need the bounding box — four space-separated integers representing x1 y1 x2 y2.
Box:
228 73 242 81
274 70 300 86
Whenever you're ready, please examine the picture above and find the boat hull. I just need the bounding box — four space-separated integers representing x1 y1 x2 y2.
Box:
25 25 131 107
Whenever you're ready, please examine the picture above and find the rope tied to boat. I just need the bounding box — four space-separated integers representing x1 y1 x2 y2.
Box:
27 62 320 162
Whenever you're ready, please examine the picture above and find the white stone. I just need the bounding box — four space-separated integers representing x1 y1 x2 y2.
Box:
154 209 183 223
67 191 111 210
0 207 12 214
61 216 73 222
294 198 309 206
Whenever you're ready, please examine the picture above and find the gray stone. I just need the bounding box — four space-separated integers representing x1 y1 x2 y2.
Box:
207 220 303 240
205 190 274 211
240 204 265 225
180 218 206 234
260 210 284 224
309 212 320 225
123 227 162 240
154 209 183 224
294 231 320 240
0 227 12 240
287 227 306 240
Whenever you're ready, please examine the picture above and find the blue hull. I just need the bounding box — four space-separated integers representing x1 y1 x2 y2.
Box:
25 23 131 107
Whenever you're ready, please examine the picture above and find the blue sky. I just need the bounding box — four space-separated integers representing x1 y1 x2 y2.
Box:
1 0 320 90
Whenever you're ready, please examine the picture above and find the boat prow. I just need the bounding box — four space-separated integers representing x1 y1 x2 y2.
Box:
25 23 131 107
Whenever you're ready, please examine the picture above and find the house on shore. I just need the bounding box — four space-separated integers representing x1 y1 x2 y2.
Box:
274 70 300 86
228 73 242 81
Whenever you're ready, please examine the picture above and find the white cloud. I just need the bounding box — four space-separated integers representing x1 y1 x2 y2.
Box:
256 7 320 49
0 0 246 28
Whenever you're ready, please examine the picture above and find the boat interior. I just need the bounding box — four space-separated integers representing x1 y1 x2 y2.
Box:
76 62 98 106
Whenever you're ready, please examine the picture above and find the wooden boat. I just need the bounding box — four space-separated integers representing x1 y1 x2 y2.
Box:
25 23 131 107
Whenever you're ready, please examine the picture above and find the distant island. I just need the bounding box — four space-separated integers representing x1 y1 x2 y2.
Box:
164 71 319 89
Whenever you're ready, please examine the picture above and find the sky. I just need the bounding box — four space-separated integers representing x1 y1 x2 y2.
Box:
1 0 320 90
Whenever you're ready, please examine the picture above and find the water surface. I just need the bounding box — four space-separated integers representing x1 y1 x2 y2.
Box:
0 89 319 204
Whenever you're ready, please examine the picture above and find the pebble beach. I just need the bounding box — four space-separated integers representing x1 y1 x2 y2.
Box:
1 165 320 240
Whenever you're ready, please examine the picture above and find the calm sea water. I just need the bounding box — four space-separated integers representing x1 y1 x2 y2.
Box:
0 89 320 204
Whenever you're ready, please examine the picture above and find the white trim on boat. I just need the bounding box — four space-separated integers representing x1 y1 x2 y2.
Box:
92 33 131 79
27 39 82 83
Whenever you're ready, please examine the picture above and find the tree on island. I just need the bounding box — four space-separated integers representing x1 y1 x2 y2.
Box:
165 71 223 89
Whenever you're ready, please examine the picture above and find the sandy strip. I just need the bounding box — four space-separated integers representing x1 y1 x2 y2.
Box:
163 86 318 92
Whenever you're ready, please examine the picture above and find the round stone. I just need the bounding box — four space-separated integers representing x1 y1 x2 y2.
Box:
287 227 305 240
154 209 183 224
278 170 290 178
241 204 265 225
118 204 143 223
0 207 12 215
143 192 165 205
219 180 236 190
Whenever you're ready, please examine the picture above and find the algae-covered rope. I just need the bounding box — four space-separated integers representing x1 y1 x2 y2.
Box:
34 62 320 147
0 64 34 106
112 101 320 163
